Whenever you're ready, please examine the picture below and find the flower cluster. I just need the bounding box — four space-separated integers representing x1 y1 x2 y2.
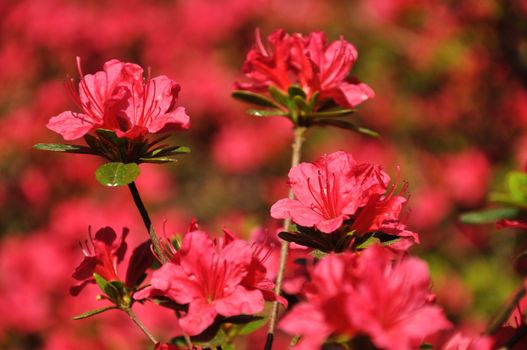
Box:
48 58 190 141
280 245 452 350
136 229 282 336
238 29 374 109
272 151 418 252
14 2 526 346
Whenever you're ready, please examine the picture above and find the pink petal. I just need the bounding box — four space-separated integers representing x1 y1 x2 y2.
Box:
220 240 252 290
334 81 375 108
149 263 201 304
46 111 95 140
279 303 332 350
147 107 190 133
214 286 264 317
179 299 217 336
288 162 323 206
270 198 325 228
315 215 346 233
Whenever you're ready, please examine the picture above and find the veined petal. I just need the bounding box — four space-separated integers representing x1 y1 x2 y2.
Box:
147 106 190 133
270 198 326 228
214 286 264 317
179 299 217 336
47 111 96 140
149 262 201 304
332 81 375 108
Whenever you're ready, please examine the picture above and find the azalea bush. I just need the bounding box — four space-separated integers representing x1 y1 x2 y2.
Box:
2 0 527 350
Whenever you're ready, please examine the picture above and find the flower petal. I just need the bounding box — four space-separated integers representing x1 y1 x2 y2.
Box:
46 111 95 140
214 286 264 317
179 299 217 336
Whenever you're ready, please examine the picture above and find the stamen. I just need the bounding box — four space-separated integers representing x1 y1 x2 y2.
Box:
76 57 105 118
307 177 328 217
255 28 269 57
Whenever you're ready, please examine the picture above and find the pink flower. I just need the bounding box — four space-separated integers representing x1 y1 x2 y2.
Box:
237 29 292 92
271 151 389 233
70 226 128 296
291 31 375 108
139 230 280 335
279 245 451 350
70 226 154 296
238 29 374 109
47 57 189 141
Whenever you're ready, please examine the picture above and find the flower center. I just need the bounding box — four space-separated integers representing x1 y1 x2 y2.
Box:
307 164 340 219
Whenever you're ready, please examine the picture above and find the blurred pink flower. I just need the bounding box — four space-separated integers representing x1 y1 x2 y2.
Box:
47 57 189 140
280 245 451 350
442 150 490 206
270 151 390 233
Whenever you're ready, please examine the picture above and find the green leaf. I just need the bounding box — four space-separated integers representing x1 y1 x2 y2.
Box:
293 96 308 111
151 146 191 157
236 317 267 335
105 281 126 304
307 91 319 112
73 306 116 320
268 86 292 107
288 85 306 99
246 109 288 117
139 157 178 164
312 119 380 138
460 207 520 224
96 129 125 145
33 143 95 155
93 273 110 292
95 162 140 186
310 108 357 118
93 274 125 304
232 90 282 108
356 235 380 249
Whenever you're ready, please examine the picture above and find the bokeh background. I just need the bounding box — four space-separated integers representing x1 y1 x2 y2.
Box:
1 0 527 348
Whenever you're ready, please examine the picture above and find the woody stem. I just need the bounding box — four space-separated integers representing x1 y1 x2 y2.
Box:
125 308 158 345
128 182 169 264
265 126 306 350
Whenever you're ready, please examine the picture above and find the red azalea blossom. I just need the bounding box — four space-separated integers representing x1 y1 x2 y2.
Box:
291 31 375 107
137 229 281 336
237 29 292 92
47 57 189 141
271 151 397 234
70 226 128 296
279 245 451 350
238 29 374 108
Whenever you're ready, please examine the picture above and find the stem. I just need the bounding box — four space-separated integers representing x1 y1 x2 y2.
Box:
125 308 158 345
265 126 306 350
128 182 169 264
488 286 526 334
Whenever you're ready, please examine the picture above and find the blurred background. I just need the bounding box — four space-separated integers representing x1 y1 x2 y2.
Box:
1 0 527 348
